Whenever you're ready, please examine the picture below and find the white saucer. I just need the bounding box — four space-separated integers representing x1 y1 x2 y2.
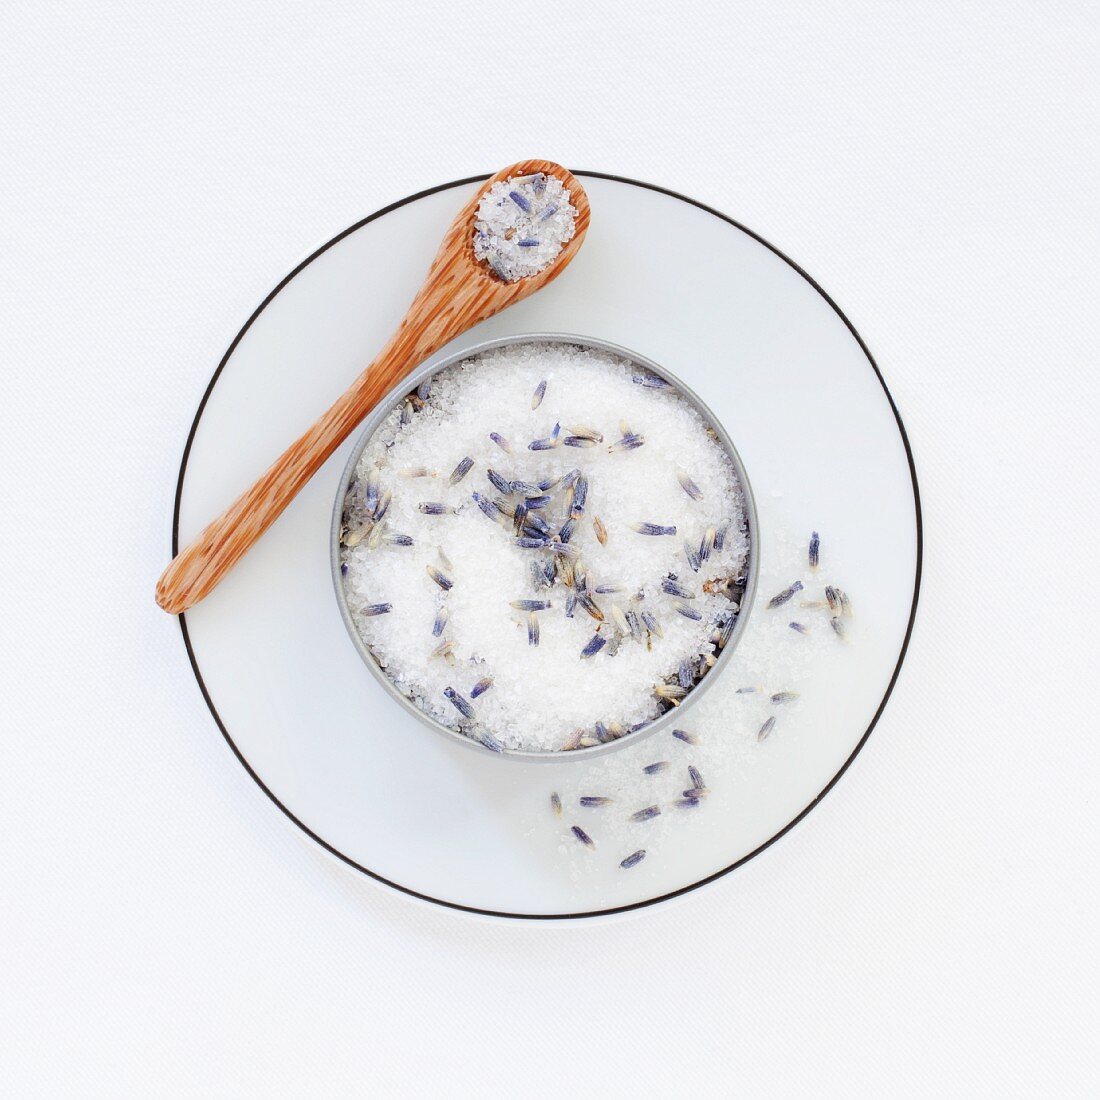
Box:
173 172 921 918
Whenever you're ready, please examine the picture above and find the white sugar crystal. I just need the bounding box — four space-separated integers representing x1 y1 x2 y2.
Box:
472 173 577 281
341 342 749 753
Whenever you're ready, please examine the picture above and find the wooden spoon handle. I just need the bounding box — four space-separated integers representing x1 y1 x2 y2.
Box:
156 282 495 615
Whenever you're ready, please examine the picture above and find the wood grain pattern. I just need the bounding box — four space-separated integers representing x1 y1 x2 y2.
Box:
156 160 590 614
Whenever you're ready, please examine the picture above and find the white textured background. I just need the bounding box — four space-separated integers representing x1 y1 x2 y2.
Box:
2 2 1097 1095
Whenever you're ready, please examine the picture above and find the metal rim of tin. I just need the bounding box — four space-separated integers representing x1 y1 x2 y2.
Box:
330 332 760 762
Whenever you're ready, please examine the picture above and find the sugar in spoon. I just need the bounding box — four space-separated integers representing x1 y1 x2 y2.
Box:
156 160 590 614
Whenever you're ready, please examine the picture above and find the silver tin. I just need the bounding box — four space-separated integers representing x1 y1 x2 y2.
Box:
331 333 759 762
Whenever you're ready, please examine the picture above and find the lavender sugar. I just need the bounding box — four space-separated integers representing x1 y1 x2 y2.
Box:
339 342 750 753
472 173 577 282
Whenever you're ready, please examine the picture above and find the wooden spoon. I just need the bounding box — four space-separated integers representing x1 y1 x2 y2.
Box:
156 160 590 615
